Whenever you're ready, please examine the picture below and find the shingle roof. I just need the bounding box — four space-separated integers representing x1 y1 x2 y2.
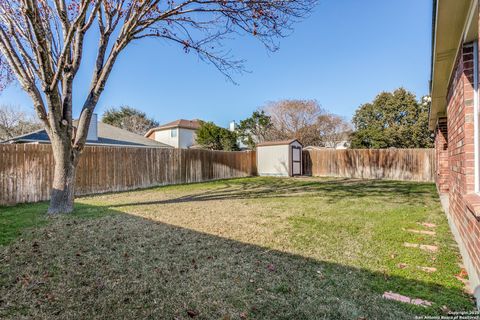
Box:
4 128 50 143
2 122 172 148
145 119 201 138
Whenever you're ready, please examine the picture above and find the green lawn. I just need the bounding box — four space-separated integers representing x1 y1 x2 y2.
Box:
0 177 474 319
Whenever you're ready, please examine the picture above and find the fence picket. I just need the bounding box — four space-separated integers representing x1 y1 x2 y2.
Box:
303 148 435 182
0 145 258 205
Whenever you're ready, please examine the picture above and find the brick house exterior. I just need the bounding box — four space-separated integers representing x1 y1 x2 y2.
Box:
435 117 449 193
430 0 480 302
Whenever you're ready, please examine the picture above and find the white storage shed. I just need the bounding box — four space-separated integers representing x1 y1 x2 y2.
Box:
256 139 303 177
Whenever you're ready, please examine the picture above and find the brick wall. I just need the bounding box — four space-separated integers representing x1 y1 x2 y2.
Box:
444 42 480 285
435 117 449 193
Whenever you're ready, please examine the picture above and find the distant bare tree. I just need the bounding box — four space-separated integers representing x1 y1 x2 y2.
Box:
317 113 352 148
0 104 41 141
263 99 351 147
264 99 324 146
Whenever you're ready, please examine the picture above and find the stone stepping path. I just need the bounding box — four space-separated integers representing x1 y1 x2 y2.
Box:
417 266 437 273
395 263 437 273
382 291 432 307
455 268 469 285
398 223 438 274
405 228 436 236
419 222 436 228
403 242 438 253
453 267 473 294
455 275 469 286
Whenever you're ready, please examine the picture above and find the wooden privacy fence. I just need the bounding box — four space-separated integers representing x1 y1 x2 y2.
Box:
0 144 257 205
303 148 435 182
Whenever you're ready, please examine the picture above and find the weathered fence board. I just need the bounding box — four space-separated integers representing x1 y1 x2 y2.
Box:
303 148 435 182
0 144 257 205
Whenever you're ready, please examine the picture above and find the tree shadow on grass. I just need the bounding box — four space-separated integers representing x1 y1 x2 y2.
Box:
0 204 473 320
106 177 439 209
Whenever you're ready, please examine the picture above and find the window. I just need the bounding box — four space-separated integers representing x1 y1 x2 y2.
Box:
171 129 177 138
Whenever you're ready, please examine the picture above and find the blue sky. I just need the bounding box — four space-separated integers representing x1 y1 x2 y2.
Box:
0 0 432 128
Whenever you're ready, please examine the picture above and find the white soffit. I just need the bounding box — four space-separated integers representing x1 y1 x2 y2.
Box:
430 0 474 129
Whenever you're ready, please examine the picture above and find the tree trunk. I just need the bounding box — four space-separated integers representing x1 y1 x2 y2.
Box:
48 140 78 215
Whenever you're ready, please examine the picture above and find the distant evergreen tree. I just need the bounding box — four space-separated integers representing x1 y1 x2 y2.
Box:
350 88 433 149
102 106 158 135
196 121 239 151
237 111 274 149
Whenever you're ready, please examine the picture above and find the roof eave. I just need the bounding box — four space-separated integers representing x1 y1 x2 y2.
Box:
429 0 475 130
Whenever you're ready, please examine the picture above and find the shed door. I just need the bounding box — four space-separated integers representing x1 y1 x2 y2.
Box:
291 146 302 176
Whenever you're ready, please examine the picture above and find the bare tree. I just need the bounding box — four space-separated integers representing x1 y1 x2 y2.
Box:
317 113 352 148
0 0 315 213
263 99 351 147
264 99 324 146
0 104 42 141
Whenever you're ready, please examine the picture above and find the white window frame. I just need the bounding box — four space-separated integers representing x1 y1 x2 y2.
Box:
170 128 177 138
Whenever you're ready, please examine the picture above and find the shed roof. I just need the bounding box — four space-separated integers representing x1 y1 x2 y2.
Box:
256 139 302 147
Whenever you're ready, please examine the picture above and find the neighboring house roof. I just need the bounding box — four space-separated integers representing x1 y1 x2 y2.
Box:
429 0 474 129
2 122 172 148
145 119 202 138
256 139 303 147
